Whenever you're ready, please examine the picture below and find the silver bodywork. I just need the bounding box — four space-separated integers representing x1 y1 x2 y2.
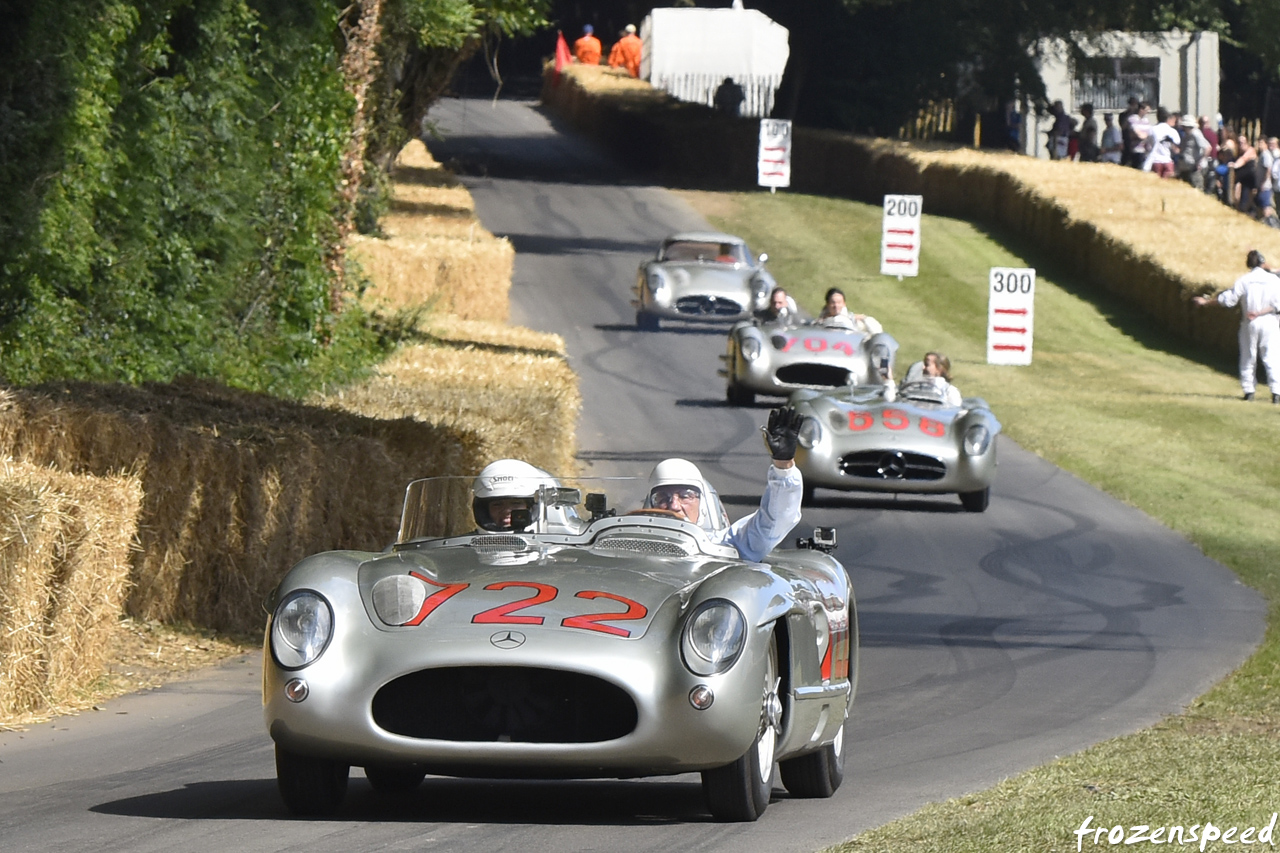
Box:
721 319 899 405
264 478 856 783
790 383 1002 510
633 232 776 328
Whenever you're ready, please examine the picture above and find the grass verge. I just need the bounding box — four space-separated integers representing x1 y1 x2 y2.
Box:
677 188 1280 851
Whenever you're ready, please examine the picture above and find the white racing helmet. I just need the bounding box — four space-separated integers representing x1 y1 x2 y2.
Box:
472 459 558 532
643 458 730 534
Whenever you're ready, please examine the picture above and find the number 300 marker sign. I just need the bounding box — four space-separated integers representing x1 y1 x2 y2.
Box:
987 267 1035 365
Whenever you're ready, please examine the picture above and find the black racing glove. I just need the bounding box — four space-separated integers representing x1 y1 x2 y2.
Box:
762 405 804 461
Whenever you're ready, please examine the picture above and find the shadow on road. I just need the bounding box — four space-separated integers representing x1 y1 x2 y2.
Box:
91 777 721 825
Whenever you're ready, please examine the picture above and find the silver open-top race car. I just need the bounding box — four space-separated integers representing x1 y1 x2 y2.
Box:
721 319 899 406
264 476 856 822
633 232 776 330
790 381 1001 511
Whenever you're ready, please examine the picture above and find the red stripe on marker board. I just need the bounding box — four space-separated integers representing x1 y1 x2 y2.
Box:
992 326 1027 333
886 228 916 235
993 344 1027 351
884 258 915 265
885 242 915 250
994 308 1028 315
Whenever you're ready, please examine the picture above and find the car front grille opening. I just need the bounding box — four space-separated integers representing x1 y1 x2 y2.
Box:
775 363 852 387
840 450 947 481
675 296 744 316
372 666 638 743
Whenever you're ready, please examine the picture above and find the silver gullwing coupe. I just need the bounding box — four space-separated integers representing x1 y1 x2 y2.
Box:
633 232 776 330
264 477 857 822
790 381 1001 511
721 319 899 406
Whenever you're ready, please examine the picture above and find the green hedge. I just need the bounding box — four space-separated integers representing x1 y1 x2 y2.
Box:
0 0 383 395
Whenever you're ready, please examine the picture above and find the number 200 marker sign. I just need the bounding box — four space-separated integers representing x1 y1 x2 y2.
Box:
881 195 922 277
987 267 1035 365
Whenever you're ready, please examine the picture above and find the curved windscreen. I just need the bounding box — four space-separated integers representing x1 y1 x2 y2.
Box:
396 476 657 544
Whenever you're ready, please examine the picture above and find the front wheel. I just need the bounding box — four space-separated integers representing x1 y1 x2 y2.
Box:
636 310 660 331
801 483 816 507
276 745 349 816
779 722 844 798
959 487 990 513
702 633 779 821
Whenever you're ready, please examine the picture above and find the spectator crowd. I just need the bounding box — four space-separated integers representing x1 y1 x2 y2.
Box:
1046 96 1280 229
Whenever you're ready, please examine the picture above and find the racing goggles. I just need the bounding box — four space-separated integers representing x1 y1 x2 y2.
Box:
650 485 702 509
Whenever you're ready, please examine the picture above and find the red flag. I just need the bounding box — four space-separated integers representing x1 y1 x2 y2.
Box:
554 30 571 83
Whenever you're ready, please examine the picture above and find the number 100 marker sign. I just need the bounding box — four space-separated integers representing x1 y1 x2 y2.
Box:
987 267 1035 365
880 195 922 277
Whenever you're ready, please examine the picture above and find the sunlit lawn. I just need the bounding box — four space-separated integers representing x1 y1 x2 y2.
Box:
682 189 1280 852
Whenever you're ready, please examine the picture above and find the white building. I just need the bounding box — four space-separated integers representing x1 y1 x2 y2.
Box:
639 4 790 119
1022 31 1219 158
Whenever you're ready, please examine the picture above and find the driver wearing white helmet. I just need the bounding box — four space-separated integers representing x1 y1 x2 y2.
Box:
644 406 805 562
471 459 559 532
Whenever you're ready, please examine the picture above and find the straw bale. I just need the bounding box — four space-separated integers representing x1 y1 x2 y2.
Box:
351 138 513 320
543 64 1267 358
0 379 489 634
350 232 513 320
315 332 581 478
0 458 139 716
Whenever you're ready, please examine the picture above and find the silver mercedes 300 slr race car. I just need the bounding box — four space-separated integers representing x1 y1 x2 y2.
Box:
721 319 899 406
632 232 776 330
790 381 1001 511
264 477 856 822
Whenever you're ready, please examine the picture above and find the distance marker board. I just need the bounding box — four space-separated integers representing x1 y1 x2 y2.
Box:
987 267 1035 365
880 195 921 277
758 119 792 189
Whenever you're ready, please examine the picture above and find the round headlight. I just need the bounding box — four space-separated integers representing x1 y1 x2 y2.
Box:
741 336 763 361
682 599 747 676
798 416 823 449
649 272 669 298
271 590 334 669
963 424 992 456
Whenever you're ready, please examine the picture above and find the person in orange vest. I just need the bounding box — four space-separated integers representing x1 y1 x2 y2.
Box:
608 24 643 78
574 24 602 65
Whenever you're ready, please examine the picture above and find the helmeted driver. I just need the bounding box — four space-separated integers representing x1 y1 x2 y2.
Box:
471 459 558 532
644 406 805 562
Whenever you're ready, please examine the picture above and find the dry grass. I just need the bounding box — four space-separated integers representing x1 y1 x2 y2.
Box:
0 458 140 717
350 139 514 320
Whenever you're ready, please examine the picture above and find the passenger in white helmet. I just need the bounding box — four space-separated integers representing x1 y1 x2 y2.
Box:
471 459 559 532
645 406 805 562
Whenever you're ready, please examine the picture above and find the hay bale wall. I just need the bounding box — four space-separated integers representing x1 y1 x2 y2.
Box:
0 459 140 716
0 381 490 634
543 65 1280 361
349 140 514 321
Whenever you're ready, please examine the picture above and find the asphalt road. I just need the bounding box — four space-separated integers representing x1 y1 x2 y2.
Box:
0 98 1264 853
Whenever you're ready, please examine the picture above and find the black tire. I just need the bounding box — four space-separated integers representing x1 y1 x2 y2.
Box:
636 310 660 331
702 633 780 822
779 721 845 798
959 487 990 513
726 384 755 406
801 483 816 507
364 763 427 794
275 745 349 816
